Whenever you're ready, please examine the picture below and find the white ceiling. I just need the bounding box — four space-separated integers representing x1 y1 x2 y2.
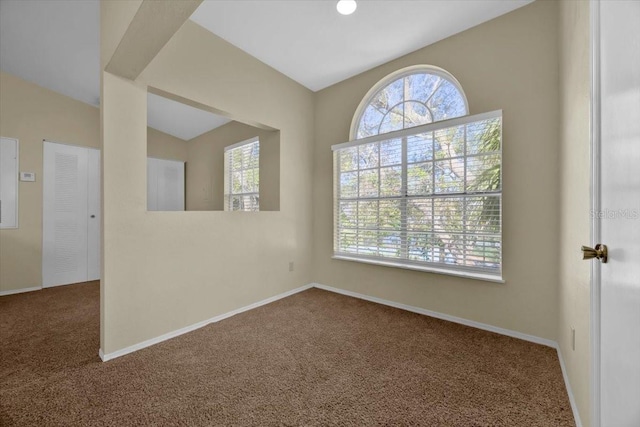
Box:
1 0 533 138
0 0 229 140
147 93 231 141
0 0 100 106
190 0 533 91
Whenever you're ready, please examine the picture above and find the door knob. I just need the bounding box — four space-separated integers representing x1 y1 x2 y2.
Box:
581 244 608 263
90 215 95 218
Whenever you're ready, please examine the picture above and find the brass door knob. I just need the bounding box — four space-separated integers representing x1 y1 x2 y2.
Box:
582 244 608 263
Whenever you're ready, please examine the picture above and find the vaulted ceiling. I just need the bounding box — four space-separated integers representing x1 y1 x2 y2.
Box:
0 0 532 139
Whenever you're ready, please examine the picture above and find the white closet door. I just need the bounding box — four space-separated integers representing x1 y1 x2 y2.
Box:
147 158 184 211
0 137 19 229
43 142 100 287
157 159 184 211
87 149 101 281
147 158 159 211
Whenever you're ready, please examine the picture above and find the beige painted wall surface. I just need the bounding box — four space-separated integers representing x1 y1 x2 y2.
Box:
0 71 191 292
0 72 100 292
101 17 314 354
558 0 591 425
147 127 187 161
100 0 143 69
187 121 279 211
313 1 561 340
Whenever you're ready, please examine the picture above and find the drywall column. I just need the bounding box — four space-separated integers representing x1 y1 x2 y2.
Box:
100 0 198 354
100 1 314 356
101 72 147 354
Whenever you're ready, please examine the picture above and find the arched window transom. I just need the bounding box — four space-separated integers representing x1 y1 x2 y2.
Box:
354 66 468 140
334 65 503 281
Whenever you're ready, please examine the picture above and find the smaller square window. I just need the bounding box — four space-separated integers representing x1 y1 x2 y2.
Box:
224 138 260 211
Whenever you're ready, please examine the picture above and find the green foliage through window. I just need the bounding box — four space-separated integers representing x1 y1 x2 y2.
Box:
224 139 260 211
335 112 502 274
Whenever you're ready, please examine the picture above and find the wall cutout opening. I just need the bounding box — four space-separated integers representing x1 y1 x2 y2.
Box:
146 89 280 211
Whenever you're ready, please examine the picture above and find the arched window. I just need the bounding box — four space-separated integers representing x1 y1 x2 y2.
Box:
333 66 503 281
352 65 468 140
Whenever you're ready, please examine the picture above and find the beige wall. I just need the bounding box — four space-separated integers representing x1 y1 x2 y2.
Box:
312 1 561 340
147 127 187 161
558 0 591 425
0 71 189 292
101 11 314 354
0 72 100 292
6 8 589 424
186 121 279 211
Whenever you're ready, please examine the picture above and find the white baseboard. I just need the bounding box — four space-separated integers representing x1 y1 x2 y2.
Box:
312 282 582 427
96 280 582 426
556 346 583 427
99 283 314 362
311 283 556 347
0 286 41 297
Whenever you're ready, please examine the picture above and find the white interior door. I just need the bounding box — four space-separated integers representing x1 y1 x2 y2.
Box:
147 157 185 211
43 142 100 287
87 148 101 281
0 137 19 229
596 1 640 426
147 157 159 211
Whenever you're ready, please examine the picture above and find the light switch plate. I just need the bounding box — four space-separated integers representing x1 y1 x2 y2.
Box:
20 172 36 182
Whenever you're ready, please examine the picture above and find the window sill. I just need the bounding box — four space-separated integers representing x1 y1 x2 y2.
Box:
331 255 505 284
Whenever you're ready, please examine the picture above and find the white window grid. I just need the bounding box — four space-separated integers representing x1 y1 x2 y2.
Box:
333 110 502 276
224 137 260 212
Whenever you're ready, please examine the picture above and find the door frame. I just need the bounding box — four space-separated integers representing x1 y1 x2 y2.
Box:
589 1 601 425
42 139 101 288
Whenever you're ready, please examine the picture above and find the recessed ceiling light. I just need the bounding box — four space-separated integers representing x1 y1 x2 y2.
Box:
336 0 357 16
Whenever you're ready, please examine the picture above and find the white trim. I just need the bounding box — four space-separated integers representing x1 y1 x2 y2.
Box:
312 282 582 426
335 110 502 151
557 346 585 427
99 283 313 362
94 280 582 425
147 156 185 163
589 1 602 426
332 255 504 283
43 139 101 153
333 110 503 279
349 65 470 141
0 286 41 297
224 136 259 152
311 283 554 347
42 281 94 290
0 137 19 229
224 137 260 211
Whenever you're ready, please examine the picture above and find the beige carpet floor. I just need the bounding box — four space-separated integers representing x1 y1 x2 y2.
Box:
0 282 575 426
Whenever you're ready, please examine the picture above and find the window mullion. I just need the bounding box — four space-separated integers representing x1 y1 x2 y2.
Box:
431 130 436 264
336 151 341 253
463 124 468 266
400 136 408 260
356 147 360 255
228 152 233 210
377 141 382 258
402 76 408 130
